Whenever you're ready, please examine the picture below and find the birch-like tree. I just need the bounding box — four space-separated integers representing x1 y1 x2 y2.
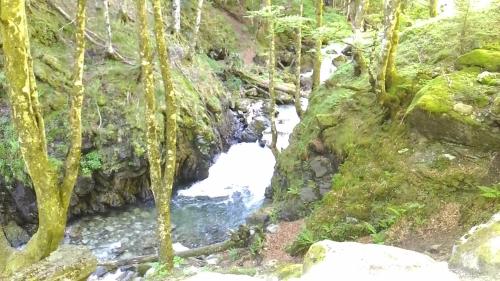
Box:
429 0 438 17
190 0 205 57
311 0 323 90
351 0 368 76
137 0 178 270
103 0 115 57
0 0 87 276
294 0 304 119
374 0 401 102
172 0 181 34
266 0 279 158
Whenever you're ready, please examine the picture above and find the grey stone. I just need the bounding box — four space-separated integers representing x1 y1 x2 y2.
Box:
310 156 331 178
300 187 319 203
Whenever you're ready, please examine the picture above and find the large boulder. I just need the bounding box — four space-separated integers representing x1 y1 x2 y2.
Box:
449 212 500 276
406 68 500 150
457 49 500 72
9 245 97 281
298 240 458 281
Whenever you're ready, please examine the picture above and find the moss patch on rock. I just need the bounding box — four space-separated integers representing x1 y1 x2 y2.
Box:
457 49 500 72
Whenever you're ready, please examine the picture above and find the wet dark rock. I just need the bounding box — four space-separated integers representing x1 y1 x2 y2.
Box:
3 220 30 247
8 183 37 223
300 187 319 203
208 48 229 60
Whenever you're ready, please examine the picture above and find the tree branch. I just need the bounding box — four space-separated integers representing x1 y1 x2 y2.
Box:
47 0 134 65
60 0 86 210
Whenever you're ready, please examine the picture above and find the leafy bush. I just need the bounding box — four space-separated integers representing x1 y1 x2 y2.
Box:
80 151 102 176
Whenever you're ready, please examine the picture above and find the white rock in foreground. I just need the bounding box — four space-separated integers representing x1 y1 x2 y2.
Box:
297 240 458 281
184 272 263 281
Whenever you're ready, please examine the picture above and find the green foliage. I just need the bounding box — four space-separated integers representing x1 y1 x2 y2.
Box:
0 117 27 185
287 228 316 256
479 184 500 199
228 248 240 262
173 256 185 268
80 151 102 176
249 230 265 257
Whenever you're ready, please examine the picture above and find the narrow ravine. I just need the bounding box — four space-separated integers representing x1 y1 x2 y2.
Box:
65 40 347 270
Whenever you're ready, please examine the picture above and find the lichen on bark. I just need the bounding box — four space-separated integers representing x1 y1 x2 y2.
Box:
0 0 87 276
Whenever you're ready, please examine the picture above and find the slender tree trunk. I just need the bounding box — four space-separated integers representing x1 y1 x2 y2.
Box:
312 0 323 90
375 0 400 103
294 0 304 119
151 0 177 270
429 0 438 17
190 0 205 57
385 9 400 89
0 0 87 276
172 0 181 34
266 0 279 157
103 0 115 56
136 0 164 274
352 0 368 76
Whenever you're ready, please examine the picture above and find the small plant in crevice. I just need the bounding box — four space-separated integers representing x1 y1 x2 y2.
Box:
249 228 265 258
287 228 316 256
228 248 240 262
80 150 102 176
364 222 386 244
478 184 500 199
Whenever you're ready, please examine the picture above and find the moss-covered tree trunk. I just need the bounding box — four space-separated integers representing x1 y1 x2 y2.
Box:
294 0 304 119
189 0 205 58
136 0 166 272
374 0 401 103
151 0 178 271
0 0 87 276
312 0 323 90
385 9 400 89
429 0 438 17
352 0 368 76
266 0 279 157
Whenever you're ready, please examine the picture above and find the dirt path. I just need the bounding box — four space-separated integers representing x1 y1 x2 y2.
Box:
218 9 257 65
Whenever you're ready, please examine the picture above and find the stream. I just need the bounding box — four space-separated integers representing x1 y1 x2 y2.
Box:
65 104 302 261
65 41 347 265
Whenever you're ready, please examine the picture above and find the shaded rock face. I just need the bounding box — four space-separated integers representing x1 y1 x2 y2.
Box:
450 212 500 276
300 240 459 281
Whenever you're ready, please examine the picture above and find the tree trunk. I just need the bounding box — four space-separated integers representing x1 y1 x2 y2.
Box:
352 0 368 76
151 0 178 271
172 0 181 34
190 0 205 57
103 0 115 56
374 0 401 103
0 0 87 277
429 0 438 17
266 0 279 158
312 0 323 90
294 0 304 119
385 9 400 90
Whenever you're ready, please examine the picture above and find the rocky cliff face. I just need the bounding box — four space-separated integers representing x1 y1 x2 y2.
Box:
0 0 242 231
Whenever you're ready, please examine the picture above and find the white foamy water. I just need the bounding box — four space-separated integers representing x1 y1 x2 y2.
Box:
301 42 346 85
177 142 275 207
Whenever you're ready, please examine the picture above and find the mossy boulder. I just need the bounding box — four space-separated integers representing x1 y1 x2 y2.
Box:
457 49 500 72
9 245 97 281
406 68 500 150
450 212 500 275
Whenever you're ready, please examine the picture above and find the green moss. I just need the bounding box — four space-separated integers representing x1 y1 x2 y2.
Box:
457 49 500 72
275 264 303 280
